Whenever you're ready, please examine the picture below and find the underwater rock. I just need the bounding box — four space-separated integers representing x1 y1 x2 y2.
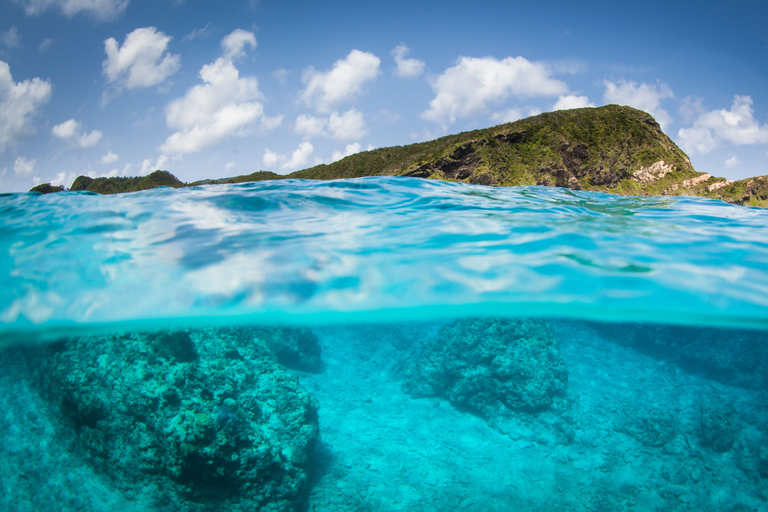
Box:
401 318 568 418
589 322 768 391
616 408 678 448
699 402 738 453
250 326 322 373
24 327 319 511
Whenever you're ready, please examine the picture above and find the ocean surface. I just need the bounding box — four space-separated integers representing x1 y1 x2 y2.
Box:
1 177 767 511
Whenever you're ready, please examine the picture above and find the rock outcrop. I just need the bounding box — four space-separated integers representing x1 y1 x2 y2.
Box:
23 327 320 511
402 318 568 418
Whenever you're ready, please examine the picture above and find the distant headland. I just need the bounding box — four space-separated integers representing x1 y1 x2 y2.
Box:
31 105 768 208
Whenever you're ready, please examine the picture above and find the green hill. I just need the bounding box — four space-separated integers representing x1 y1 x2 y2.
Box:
31 105 768 207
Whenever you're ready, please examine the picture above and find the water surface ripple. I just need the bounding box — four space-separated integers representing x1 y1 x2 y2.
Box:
2 177 767 336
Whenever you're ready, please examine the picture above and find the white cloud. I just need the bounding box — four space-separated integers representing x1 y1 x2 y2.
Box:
50 170 77 188
421 56 569 126
725 155 740 168
295 114 327 139
261 142 315 171
14 156 35 175
139 154 168 175
260 114 283 132
283 141 313 170
392 44 425 78
15 0 129 21
602 79 673 128
220 29 256 60
160 29 270 155
38 37 54 52
262 148 280 167
100 151 118 164
0 60 52 152
52 118 103 147
103 27 180 90
181 23 213 43
331 142 362 162
328 108 366 140
301 49 380 113
1 27 21 49
677 95 768 154
225 161 236 172
294 108 367 141
552 94 595 111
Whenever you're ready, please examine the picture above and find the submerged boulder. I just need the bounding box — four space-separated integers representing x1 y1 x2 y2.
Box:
24 326 320 511
402 317 568 418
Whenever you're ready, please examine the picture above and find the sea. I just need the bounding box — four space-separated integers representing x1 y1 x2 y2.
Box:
1 176 766 512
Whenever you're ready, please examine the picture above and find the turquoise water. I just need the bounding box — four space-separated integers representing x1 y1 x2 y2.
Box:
1 177 767 511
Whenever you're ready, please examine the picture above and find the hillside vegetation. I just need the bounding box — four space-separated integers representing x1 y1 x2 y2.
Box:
33 105 767 207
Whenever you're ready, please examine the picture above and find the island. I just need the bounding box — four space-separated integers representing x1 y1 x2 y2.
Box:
30 105 768 208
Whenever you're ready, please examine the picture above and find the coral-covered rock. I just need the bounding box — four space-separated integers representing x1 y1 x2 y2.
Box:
24 327 319 511
402 318 568 418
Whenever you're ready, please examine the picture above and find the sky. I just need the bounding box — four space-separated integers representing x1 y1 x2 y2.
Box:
0 0 766 193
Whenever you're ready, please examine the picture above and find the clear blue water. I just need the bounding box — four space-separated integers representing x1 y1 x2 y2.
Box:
1 177 767 511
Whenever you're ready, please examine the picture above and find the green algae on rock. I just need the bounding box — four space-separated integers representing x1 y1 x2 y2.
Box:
402 318 568 418
23 327 320 511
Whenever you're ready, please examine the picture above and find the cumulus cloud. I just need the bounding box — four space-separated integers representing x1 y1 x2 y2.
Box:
392 44 425 78
50 170 77 188
52 119 103 147
261 142 315 171
725 155 740 168
677 95 768 154
100 151 118 164
0 60 52 152
1 27 21 49
421 56 569 126
15 0 129 21
295 114 327 139
294 108 367 141
13 156 35 175
603 79 673 128
328 109 366 140
160 29 275 155
301 49 380 113
331 142 362 162
221 29 256 60
262 148 280 167
282 141 313 170
103 27 179 92
552 94 595 111
139 154 168 175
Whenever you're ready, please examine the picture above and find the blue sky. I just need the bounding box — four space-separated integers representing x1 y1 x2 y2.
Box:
0 0 766 192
